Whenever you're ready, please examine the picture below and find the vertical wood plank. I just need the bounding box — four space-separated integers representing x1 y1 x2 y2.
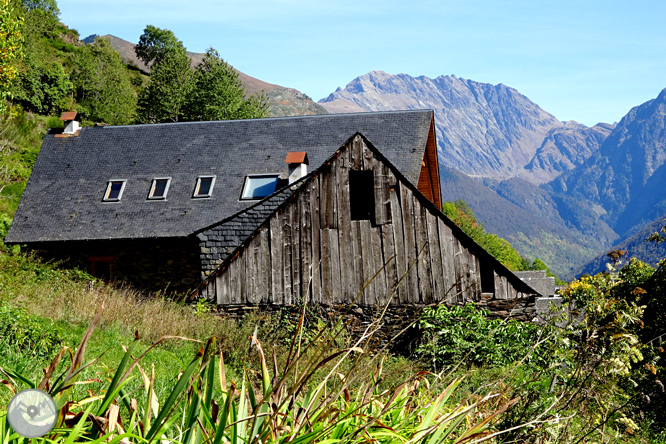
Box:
300 185 313 303
216 269 229 305
291 196 301 304
413 195 433 303
335 150 356 302
239 250 247 304
258 226 270 304
371 224 387 305
270 210 284 304
399 182 419 304
329 229 343 303
310 176 322 303
351 135 364 170
351 221 364 301
426 210 445 303
438 219 456 303
359 220 376 305
246 236 259 304
283 208 293 304
380 225 398 304
389 185 406 303
229 255 239 304
320 167 337 229
320 224 332 304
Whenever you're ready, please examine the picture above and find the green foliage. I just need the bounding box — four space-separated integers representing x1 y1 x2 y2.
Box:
71 36 136 124
137 47 192 123
0 307 519 444
0 0 24 111
0 302 62 359
184 47 268 121
415 303 554 370
442 199 529 271
12 60 71 113
134 24 185 67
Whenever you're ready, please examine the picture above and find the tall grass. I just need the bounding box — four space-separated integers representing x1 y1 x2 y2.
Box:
1 303 523 444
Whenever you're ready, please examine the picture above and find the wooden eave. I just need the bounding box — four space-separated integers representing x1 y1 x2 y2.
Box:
416 116 442 209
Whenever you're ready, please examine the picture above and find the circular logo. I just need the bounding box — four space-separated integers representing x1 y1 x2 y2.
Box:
7 389 57 438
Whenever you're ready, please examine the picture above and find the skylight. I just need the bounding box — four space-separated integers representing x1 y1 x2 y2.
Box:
103 180 126 202
193 176 216 198
240 175 280 200
148 178 171 200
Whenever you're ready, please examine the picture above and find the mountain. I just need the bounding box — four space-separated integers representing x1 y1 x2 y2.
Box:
101 35 327 118
577 217 666 276
545 88 666 237
320 71 571 182
521 121 614 183
438 166 605 279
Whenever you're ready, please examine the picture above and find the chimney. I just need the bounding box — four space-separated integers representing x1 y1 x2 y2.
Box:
60 111 80 135
285 151 309 184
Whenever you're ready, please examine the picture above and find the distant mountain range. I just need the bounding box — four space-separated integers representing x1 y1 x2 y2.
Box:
319 71 666 278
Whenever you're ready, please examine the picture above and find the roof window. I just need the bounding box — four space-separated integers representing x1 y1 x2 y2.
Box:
103 180 126 202
193 176 216 198
240 174 280 200
148 177 171 200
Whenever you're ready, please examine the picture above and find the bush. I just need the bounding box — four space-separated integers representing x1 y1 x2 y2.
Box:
415 303 555 370
0 302 63 359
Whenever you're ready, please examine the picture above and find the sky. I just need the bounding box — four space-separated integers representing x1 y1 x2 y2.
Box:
56 0 666 127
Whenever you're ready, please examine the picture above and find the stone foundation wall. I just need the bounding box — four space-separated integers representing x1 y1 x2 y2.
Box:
213 296 540 351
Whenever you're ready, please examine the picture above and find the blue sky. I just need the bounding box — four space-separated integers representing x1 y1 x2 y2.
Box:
57 0 666 126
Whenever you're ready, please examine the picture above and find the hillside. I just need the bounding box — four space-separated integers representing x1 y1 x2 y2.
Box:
102 34 327 118
545 88 666 238
577 217 666 275
439 166 604 279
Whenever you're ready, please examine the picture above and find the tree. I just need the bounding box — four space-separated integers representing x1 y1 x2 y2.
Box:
184 48 268 121
442 199 527 271
135 25 185 67
12 60 71 114
0 0 24 111
71 37 136 125
137 48 192 123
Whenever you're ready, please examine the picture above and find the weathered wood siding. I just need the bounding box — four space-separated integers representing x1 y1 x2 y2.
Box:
201 135 533 305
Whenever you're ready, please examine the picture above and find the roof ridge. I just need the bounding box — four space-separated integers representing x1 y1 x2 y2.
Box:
90 109 434 130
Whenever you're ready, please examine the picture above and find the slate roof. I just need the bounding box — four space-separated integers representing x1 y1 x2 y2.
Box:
6 110 434 243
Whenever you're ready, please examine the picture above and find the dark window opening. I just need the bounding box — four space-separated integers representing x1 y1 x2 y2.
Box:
349 170 375 223
104 180 126 202
194 176 216 198
148 178 170 199
480 264 495 294
89 256 114 282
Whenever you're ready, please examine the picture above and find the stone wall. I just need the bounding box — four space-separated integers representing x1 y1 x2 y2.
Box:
213 296 540 351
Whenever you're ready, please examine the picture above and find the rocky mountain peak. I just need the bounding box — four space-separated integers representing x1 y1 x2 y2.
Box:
320 71 563 180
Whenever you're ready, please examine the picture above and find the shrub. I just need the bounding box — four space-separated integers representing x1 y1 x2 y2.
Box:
415 303 555 370
0 302 62 359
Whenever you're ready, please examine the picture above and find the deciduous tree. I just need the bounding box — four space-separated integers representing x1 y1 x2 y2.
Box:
71 37 136 125
184 48 267 121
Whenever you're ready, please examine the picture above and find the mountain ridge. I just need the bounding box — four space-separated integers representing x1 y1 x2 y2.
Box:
100 34 327 118
319 70 605 185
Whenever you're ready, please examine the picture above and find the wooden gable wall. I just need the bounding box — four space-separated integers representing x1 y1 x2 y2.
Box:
198 135 533 306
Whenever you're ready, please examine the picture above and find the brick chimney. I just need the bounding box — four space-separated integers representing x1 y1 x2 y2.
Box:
285 151 309 184
60 111 80 135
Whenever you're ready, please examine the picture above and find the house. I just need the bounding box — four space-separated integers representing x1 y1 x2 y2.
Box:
6 110 538 305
